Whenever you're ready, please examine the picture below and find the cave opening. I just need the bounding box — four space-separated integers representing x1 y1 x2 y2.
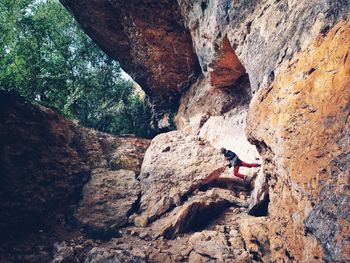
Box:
183 203 229 233
249 194 270 217
162 202 231 240
205 35 269 217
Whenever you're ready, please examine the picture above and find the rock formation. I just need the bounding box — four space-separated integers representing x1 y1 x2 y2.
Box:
60 0 349 261
74 169 141 237
0 92 264 262
0 92 88 240
247 18 350 261
1 0 350 262
0 92 150 262
139 131 226 223
60 0 201 128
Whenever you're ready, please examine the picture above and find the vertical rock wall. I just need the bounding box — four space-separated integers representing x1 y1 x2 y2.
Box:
178 0 350 91
247 19 350 261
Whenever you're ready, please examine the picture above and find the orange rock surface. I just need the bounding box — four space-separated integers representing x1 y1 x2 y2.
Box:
247 17 350 262
210 36 246 88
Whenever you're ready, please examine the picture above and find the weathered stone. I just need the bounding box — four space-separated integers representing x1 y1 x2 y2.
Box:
51 241 75 263
130 247 146 259
175 73 260 180
153 188 247 239
134 215 149 228
189 231 231 261
0 92 88 238
178 0 350 91
247 169 269 216
208 36 246 88
188 251 211 263
180 246 193 257
247 17 350 262
70 124 150 173
3 1 350 262
175 75 252 134
207 188 248 207
150 253 174 262
74 169 140 236
0 92 150 262
85 247 146 263
304 152 350 261
139 130 227 222
238 217 271 263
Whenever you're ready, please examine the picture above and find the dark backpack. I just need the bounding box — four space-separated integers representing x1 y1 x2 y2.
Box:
225 150 240 167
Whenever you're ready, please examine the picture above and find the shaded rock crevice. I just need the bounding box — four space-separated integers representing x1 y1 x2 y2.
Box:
153 188 249 240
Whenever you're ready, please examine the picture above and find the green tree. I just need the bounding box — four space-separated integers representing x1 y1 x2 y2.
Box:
0 0 153 138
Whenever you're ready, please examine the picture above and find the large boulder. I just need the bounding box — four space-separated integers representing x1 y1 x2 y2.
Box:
139 131 227 222
74 169 140 237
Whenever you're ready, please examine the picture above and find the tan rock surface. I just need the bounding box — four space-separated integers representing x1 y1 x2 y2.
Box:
189 231 231 261
139 131 228 222
71 125 150 174
74 169 140 235
238 217 271 262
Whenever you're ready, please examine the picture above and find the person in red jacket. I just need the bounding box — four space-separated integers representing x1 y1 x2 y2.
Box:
221 147 261 182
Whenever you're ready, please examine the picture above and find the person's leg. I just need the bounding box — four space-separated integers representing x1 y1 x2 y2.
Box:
233 165 245 179
240 161 261 168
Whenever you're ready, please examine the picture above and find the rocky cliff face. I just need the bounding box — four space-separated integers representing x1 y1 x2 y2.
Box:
2 0 350 262
247 19 350 261
60 0 350 261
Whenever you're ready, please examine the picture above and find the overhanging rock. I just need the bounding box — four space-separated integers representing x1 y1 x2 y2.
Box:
60 0 200 128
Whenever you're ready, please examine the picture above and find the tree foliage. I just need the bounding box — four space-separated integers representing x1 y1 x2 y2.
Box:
0 0 153 138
